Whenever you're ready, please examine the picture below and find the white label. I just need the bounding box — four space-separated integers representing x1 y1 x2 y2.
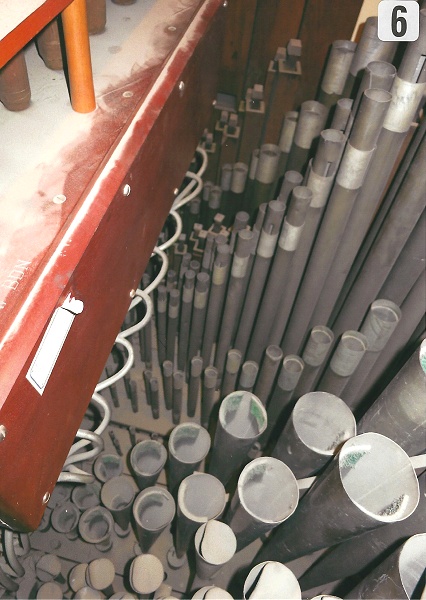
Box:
279 220 304 251
336 145 375 190
257 231 279 258
307 170 334 208
378 1 419 41
384 77 425 133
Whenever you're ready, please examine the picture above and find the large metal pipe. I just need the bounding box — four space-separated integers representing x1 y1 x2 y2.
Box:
167 422 211 496
317 40 357 109
349 60 397 129
175 472 227 557
286 101 328 174
208 391 267 486
177 269 196 371
243 562 301 600
271 392 356 478
221 349 242 399
357 339 426 456
130 439 167 490
282 88 391 355
293 326 334 397
129 554 164 598
132 487 176 553
253 345 283 405
78 506 115 552
188 273 211 365
194 520 237 580
255 432 419 564
343 534 426 599
225 457 299 550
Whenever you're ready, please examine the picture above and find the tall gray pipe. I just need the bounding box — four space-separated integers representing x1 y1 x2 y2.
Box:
167 423 211 496
293 326 334 397
317 40 357 109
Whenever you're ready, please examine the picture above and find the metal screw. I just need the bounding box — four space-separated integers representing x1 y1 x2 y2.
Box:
122 91 133 98
130 289 136 298
178 81 185 95
0 425 6 442
173 187 179 196
223 0 228 6
123 184 131 196
53 194 67 204
42 492 51 505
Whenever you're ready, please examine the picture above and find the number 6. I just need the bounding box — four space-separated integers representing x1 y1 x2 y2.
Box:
392 5 408 37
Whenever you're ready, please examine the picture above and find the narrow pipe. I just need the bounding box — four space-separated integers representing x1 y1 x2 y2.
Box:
178 252 192 290
166 289 180 364
172 371 184 425
344 534 426 599
100 476 135 535
178 270 196 371
142 274 153 369
358 339 426 456
175 473 226 558
238 361 259 392
192 587 233 599
162 360 173 411
187 273 211 365
167 423 211 496
93 453 123 482
194 521 237 580
229 211 250 253
293 326 335 397
188 356 204 417
234 200 286 357
133 487 176 553
277 170 304 206
143 369 152 407
156 285 168 365
78 506 114 552
225 457 299 550
253 345 283 405
317 331 368 396
318 40 357 108
331 98 353 131
286 101 328 174
130 440 167 490
255 432 419 564
201 233 215 275
208 391 267 485
251 144 281 211
201 367 218 429
221 349 242 399
243 562 301 600
277 111 299 178
272 392 356 478
349 60 397 126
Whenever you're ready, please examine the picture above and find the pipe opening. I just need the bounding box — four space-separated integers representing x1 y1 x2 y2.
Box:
339 433 419 522
134 489 175 532
179 474 225 521
101 477 134 509
283 355 304 374
400 534 426 598
79 508 113 543
51 502 79 533
196 521 237 565
341 332 367 352
363 88 392 103
94 454 123 482
131 441 167 476
370 302 401 323
311 326 334 346
367 60 397 76
171 424 210 463
221 392 267 439
244 561 301 600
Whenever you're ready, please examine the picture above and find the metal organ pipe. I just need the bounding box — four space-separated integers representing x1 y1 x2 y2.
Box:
317 40 357 109
243 562 301 600
293 325 334 397
167 422 211 497
286 100 328 173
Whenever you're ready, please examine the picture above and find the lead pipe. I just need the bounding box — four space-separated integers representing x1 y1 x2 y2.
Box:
192 587 233 599
188 356 204 417
156 285 168 365
100 476 135 535
150 377 160 419
238 361 258 392
229 211 250 253
358 339 426 456
167 423 211 496
349 60 397 129
175 473 227 558
344 534 426 599
177 252 191 290
187 273 210 365
78 506 114 552
225 457 299 551
201 366 218 429
282 89 391 356
130 440 167 490
318 40 357 109
272 392 356 478
194 520 237 580
247 186 312 360
253 345 283 405
129 554 164 598
172 370 184 425
293 326 334 397
331 98 353 131
277 110 299 178
177 269 196 371
208 391 267 485
162 360 173 411
343 300 401 408
251 144 281 211
286 101 328 174
317 331 368 396
256 432 419 565
243 562 301 600
234 200 286 357
132 487 176 553
166 289 180 363
220 349 242 399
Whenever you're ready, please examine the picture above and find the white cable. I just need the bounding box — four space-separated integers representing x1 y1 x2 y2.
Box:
144 246 168 296
57 471 95 484
4 531 24 578
120 290 153 339
195 145 208 177
95 336 134 391
157 210 183 252
172 171 203 210
63 429 104 467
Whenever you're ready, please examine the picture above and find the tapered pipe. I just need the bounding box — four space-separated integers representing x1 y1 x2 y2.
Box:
133 487 176 553
194 521 237 580
293 326 334 397
286 101 328 174
234 201 286 357
51 501 80 538
192 587 233 599
331 98 353 131
130 554 164 598
358 339 426 456
177 270 196 371
229 211 250 253
167 423 211 496
201 367 218 429
251 145 281 211
188 273 211 364
93 453 123 482
214 230 254 377
272 392 356 478
221 349 242 399
78 506 114 551
225 457 299 550
208 391 267 485
243 562 301 600
100 476 135 534
343 300 401 408
253 345 283 405
175 473 226 557
166 289 180 364
188 357 204 418
201 246 231 366
156 286 168 365
318 40 357 108
162 360 173 411
255 433 419 564
317 331 368 396
172 371 184 425
344 534 426 599
130 440 167 490
238 361 258 392
282 89 391 356
71 482 101 510
277 111 299 178
247 186 312 359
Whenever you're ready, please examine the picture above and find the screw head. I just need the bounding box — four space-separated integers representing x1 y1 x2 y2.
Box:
178 81 185 94
42 492 51 505
129 289 136 298
53 194 67 204
123 184 131 196
223 0 228 6
0 425 6 442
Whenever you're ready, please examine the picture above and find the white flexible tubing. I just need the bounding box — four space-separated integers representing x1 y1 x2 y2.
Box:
95 336 134 391
157 210 183 252
120 291 153 339
63 430 104 467
195 145 208 177
57 471 95 484
172 171 203 210
4 531 24 578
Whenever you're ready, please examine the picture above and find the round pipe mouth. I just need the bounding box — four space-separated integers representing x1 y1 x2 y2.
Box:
238 457 299 524
195 520 237 565
240 362 259 387
192 586 233 599
220 391 267 440
339 433 419 523
399 534 426 597
366 60 397 77
284 171 304 185
178 473 226 522
130 440 167 477
321 129 347 144
130 554 164 595
370 299 401 324
51 501 80 533
363 87 392 103
133 487 175 533
293 392 356 456
100 476 135 511
78 506 114 543
244 561 301 600
94 453 123 483
283 355 304 374
71 483 101 511
169 424 211 465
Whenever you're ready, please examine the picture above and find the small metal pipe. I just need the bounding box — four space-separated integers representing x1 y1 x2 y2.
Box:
286 101 328 174
51 501 80 539
178 252 192 291
187 273 211 365
331 98 353 131
277 170 304 205
251 144 281 211
201 366 218 429
208 391 267 485
225 457 299 550
143 369 152 407
255 432 419 564
192 586 233 599
177 269 196 371
130 439 167 490
175 473 227 558
221 349 242 399
133 487 176 553
344 534 426 599
188 356 204 417
253 345 283 405
317 331 368 397
93 453 123 482
100 476 135 535
349 60 397 126
172 370 185 425
294 326 335 397
229 211 250 253
166 289 180 364
271 392 356 478
358 339 426 456
162 360 173 411
277 111 299 179
243 562 301 600
318 40 357 108
167 423 211 496
78 506 114 552
238 361 259 392
201 232 215 275
194 520 237 580
156 285 168 365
